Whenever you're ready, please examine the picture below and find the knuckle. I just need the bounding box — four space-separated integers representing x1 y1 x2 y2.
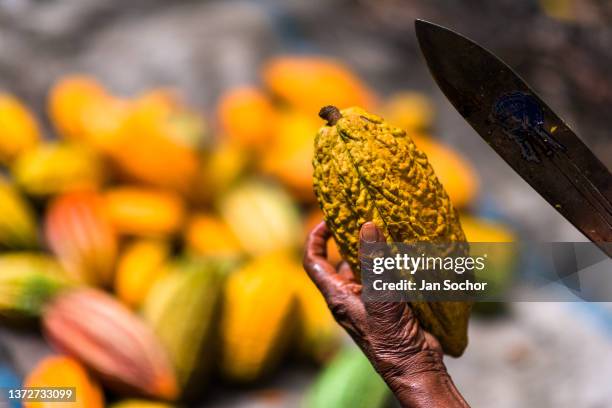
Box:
328 295 351 321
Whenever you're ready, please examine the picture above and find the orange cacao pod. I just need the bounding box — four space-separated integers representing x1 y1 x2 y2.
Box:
44 191 117 287
24 355 104 408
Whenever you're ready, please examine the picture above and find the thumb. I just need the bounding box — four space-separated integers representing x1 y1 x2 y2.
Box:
358 222 410 324
358 221 385 279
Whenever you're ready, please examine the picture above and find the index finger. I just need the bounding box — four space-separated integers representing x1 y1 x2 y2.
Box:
304 221 332 261
303 221 346 298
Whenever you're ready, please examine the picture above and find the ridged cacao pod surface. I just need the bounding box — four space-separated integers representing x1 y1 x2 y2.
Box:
44 191 118 287
313 106 471 356
142 257 230 395
42 288 178 400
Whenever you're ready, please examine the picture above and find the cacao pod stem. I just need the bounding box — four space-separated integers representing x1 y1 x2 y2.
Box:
319 106 342 126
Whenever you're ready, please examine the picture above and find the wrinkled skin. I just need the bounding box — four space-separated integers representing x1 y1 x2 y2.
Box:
304 221 469 408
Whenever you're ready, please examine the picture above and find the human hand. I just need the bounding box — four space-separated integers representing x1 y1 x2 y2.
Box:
303 221 469 408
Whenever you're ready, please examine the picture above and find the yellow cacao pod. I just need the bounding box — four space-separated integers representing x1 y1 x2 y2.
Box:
379 91 435 133
313 106 470 356
460 215 516 243
412 134 479 209
0 253 72 319
0 93 40 165
220 181 302 256
0 177 39 249
107 90 201 193
217 86 277 151
12 142 103 197
114 239 171 308
290 258 342 363
142 257 230 395
184 213 242 257
260 109 319 202
193 140 249 205
220 254 297 382
460 214 517 311
24 355 105 408
42 288 178 400
125 89 206 149
103 187 186 237
47 75 129 152
303 208 342 266
48 75 108 141
45 191 118 287
262 56 376 114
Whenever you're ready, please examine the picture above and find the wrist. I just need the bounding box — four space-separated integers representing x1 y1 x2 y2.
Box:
373 349 446 382
374 350 469 408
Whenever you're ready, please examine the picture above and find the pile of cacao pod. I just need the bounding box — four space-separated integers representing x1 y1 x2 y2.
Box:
0 55 515 407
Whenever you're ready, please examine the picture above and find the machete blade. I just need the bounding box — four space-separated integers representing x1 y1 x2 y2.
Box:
415 19 612 257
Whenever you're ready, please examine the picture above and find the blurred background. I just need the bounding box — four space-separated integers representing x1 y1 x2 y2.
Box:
0 0 611 407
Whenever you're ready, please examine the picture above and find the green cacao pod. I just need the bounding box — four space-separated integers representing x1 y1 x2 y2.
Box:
142 257 229 395
313 106 471 356
304 347 390 408
220 180 302 256
0 177 39 250
0 253 72 318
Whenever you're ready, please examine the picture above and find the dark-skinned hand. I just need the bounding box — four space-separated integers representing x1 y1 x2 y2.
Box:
303 221 469 408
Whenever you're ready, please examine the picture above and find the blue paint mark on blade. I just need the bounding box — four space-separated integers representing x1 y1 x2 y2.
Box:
492 92 566 162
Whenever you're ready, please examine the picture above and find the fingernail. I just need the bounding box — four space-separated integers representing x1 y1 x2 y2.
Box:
361 222 379 243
